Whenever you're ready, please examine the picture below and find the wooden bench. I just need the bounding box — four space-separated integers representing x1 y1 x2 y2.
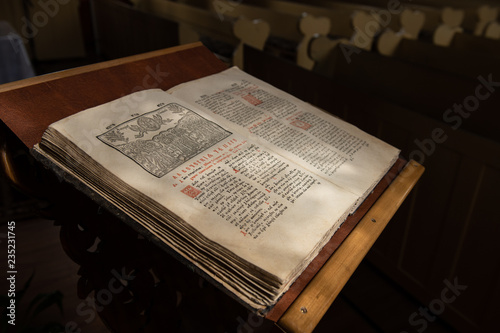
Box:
92 0 179 59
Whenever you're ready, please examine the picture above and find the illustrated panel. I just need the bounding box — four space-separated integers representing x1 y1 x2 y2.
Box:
97 103 232 177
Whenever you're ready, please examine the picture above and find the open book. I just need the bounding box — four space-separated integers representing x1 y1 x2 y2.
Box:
33 67 400 314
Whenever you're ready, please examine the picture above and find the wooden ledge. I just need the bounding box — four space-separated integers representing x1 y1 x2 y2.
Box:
0 42 204 93
277 160 425 333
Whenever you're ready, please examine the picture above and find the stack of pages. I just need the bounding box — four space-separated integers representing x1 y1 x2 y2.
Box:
33 67 400 313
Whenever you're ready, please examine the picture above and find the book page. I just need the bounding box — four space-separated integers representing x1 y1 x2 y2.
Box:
46 89 359 285
168 67 400 201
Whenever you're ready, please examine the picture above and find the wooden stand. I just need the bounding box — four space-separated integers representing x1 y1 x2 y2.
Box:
0 43 423 332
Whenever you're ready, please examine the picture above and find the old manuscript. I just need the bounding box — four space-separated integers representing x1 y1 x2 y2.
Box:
33 67 400 313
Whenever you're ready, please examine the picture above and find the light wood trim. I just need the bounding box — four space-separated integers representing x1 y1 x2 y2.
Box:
200 0 304 43
277 160 425 333
0 139 17 186
0 128 34 195
0 42 204 93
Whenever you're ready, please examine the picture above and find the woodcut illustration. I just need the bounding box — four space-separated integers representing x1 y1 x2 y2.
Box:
97 103 232 177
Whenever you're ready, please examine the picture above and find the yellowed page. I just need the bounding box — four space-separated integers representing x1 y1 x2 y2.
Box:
168 67 400 207
47 89 358 285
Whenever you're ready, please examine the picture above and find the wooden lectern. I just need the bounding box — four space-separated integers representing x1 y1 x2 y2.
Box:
0 43 423 332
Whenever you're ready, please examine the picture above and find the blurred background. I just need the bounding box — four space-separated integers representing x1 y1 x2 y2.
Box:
1 0 499 332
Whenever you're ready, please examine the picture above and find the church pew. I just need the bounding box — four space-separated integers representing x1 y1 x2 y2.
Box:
176 0 304 44
136 0 275 67
136 0 237 46
450 31 500 56
179 0 388 40
308 38 499 142
377 37 500 81
177 0 424 67
128 0 500 142
92 0 179 59
285 0 500 46
473 5 500 38
275 0 441 37
173 0 334 69
299 0 495 33
205 0 413 61
195 0 420 52
138 0 331 69
240 0 477 57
